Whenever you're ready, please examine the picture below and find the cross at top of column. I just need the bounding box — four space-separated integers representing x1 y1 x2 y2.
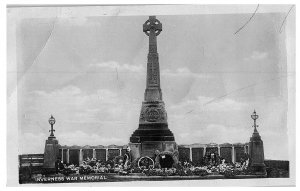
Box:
143 16 162 36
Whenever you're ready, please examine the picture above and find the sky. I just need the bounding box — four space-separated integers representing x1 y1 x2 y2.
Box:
9 11 294 160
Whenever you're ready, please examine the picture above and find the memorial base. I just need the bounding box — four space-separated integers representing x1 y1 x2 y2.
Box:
43 137 59 169
129 141 177 163
249 130 266 175
250 163 266 175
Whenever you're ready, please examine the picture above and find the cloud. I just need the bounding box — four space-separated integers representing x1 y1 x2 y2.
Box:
28 85 132 124
19 132 46 154
90 61 145 73
196 124 249 144
58 130 124 146
173 123 250 146
21 85 140 152
244 51 268 61
169 96 247 113
59 17 89 26
33 86 82 97
19 130 125 154
161 67 210 79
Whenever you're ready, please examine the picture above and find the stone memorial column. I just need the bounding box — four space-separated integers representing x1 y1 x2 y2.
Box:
217 145 220 155
231 146 235 163
119 148 122 156
189 147 192 162
129 16 177 164
79 149 83 165
61 148 64 161
93 149 96 159
105 148 108 161
203 146 206 157
66 149 70 164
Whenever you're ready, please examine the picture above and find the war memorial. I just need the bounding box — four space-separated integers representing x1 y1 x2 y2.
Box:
18 16 290 184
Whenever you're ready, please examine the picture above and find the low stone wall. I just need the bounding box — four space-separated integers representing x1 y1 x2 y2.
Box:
264 160 289 171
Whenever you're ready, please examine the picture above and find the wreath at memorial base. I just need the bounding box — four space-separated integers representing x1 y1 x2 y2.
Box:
79 166 92 175
223 169 237 178
193 168 209 176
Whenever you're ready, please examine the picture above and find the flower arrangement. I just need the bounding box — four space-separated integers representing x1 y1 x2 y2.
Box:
59 156 250 178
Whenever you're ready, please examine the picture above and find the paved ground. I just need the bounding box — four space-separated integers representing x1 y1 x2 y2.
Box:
20 173 270 184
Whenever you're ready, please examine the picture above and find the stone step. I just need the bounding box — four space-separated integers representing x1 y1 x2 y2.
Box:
131 129 174 136
137 123 169 129
130 135 175 142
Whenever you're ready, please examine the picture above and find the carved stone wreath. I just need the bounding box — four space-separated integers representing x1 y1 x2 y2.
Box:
145 107 160 122
140 105 166 122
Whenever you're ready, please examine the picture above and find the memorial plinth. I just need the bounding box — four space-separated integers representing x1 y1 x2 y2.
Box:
129 16 177 164
249 111 266 175
43 137 59 169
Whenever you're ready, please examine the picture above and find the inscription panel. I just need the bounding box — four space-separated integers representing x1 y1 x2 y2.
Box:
205 147 218 155
178 147 190 162
235 147 245 162
148 62 159 85
58 149 62 160
121 149 127 156
95 149 106 162
220 147 232 163
83 149 93 160
107 149 120 161
63 149 67 163
142 142 162 157
192 148 204 164
69 149 79 166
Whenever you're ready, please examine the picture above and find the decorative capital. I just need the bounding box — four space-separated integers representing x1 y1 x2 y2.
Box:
251 110 259 133
48 115 56 125
251 110 259 120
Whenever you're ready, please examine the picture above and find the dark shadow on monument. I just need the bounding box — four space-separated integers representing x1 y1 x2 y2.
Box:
159 154 174 168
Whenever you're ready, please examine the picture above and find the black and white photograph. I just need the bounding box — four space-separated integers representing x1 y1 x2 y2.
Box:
6 4 296 186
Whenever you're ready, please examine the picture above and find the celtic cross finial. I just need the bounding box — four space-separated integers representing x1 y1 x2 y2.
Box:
143 16 162 36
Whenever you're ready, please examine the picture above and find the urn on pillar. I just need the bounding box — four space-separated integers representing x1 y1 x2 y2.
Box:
43 115 60 172
249 110 266 175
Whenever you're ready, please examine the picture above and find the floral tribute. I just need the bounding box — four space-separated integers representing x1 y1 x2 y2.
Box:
55 154 251 178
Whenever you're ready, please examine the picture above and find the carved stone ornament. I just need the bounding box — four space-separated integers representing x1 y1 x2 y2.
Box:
140 104 167 122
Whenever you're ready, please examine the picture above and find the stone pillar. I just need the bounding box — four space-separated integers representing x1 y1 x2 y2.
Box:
203 146 206 157
93 149 96 159
66 149 70 164
105 148 108 161
128 143 141 162
79 149 83 165
249 131 266 175
232 146 235 163
43 136 59 171
61 148 64 161
217 145 220 155
119 148 122 156
189 147 192 162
